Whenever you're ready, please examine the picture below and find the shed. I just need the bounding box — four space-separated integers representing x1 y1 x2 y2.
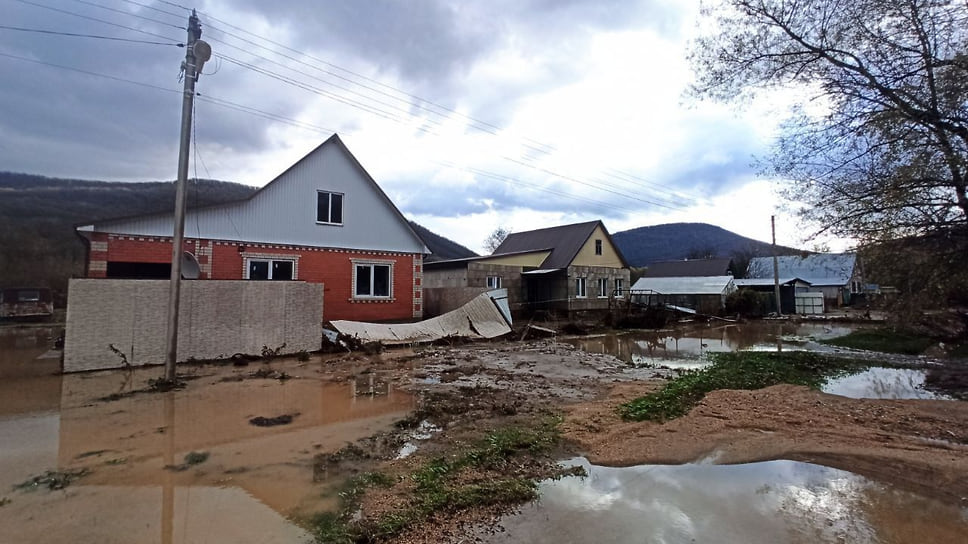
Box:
630 275 736 315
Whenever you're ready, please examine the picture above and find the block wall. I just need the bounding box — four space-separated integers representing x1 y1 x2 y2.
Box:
63 279 324 372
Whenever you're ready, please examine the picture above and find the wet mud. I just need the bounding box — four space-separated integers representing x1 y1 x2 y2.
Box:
2 322 967 543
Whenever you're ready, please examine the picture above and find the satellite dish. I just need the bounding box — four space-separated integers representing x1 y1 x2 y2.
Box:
182 252 200 279
193 40 212 76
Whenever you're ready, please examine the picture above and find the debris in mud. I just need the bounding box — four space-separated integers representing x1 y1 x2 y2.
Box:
261 342 287 361
249 414 297 427
15 469 91 491
0 497 10 507
165 451 210 472
559 322 589 336
74 449 113 459
251 367 292 381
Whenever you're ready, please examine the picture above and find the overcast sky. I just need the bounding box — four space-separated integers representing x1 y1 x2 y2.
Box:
0 0 835 253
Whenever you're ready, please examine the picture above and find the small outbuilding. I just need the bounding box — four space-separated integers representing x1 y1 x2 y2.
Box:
733 277 813 315
630 275 736 315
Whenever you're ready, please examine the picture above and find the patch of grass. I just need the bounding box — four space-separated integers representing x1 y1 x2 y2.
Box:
310 418 564 543
15 469 90 491
820 328 934 355
619 352 869 422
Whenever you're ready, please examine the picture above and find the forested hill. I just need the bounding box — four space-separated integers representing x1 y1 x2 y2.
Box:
0 172 475 298
612 222 800 267
408 222 478 261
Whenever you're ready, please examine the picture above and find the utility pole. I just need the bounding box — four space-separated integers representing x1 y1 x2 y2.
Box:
163 10 205 381
771 215 782 317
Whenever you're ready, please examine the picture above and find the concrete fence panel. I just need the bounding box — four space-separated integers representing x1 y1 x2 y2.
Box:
64 279 323 372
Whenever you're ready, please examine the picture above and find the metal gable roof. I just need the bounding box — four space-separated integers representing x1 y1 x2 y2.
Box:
631 275 736 295
644 258 734 277
492 220 628 269
747 253 857 286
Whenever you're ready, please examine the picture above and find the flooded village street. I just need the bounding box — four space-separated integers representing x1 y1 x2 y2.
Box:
1 319 967 543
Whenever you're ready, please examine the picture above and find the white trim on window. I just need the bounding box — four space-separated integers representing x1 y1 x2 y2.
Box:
352 259 394 299
316 190 344 225
615 278 624 298
486 275 502 289
575 276 587 298
245 257 296 280
597 277 609 298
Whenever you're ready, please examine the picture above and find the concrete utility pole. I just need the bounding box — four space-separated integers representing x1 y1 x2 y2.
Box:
163 10 202 381
771 215 782 316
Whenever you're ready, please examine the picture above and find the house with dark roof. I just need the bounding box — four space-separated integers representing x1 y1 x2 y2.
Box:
643 258 735 278
747 253 863 307
423 220 630 316
75 134 430 322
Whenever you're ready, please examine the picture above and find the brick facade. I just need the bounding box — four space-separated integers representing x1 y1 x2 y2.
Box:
85 232 422 322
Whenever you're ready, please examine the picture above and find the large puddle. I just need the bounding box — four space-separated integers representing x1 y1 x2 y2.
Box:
0 326 414 543
822 367 952 400
566 322 859 369
483 457 968 543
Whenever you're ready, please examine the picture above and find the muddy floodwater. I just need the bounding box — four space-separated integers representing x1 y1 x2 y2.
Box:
565 321 862 369
0 326 413 543
483 458 968 544
822 367 952 400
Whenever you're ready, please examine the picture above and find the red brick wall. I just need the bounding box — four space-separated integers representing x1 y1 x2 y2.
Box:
85 234 420 322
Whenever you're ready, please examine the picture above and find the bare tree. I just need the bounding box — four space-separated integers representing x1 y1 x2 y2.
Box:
483 226 510 254
690 0 968 245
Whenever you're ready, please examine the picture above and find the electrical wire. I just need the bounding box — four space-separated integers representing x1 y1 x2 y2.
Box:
116 0 185 20
0 24 182 46
66 0 186 30
0 48 672 217
12 0 182 43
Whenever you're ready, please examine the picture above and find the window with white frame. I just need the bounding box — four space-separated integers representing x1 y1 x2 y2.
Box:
316 190 344 224
851 280 862 294
354 261 392 298
597 277 609 298
247 258 294 280
486 275 502 289
575 277 587 298
615 278 624 297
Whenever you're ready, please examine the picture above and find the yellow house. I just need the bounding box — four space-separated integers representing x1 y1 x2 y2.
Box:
423 221 630 317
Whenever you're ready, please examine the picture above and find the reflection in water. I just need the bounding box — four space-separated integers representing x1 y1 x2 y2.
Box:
567 322 858 369
0 339 414 544
484 458 968 544
823 367 951 400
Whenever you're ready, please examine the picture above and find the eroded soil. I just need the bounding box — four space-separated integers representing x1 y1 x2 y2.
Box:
3 325 968 543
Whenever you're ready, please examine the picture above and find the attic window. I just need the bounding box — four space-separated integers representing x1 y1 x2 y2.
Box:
595 239 603 255
317 191 344 225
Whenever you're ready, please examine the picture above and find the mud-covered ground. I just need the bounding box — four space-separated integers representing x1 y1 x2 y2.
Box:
3 323 968 543
315 336 968 542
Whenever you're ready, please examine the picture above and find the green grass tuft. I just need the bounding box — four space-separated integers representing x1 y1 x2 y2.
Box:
820 328 934 355
619 351 869 422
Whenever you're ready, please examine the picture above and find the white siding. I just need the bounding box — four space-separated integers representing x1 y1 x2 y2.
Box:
91 138 428 254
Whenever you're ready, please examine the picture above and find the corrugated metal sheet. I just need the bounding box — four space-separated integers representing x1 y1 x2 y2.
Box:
331 289 512 344
747 254 857 286
734 277 811 287
630 276 736 295
86 136 428 254
644 258 733 277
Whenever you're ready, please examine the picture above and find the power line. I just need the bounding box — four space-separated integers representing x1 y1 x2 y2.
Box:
0 46 667 218
116 0 185 20
193 11 705 207
0 24 182 46
65 0 185 30
13 0 182 43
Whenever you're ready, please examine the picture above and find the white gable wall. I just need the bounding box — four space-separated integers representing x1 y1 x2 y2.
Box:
89 139 427 254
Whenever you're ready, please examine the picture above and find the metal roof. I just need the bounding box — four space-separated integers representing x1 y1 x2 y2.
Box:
643 258 733 277
631 275 736 295
734 277 812 287
493 220 629 269
747 254 857 286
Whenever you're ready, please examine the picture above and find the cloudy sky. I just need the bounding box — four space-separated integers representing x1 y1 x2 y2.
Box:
0 0 832 253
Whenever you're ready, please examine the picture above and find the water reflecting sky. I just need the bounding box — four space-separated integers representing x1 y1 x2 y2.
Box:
484 458 968 544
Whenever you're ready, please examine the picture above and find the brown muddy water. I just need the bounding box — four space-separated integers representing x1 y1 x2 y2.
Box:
483 457 968 544
0 326 413 543
565 321 862 369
